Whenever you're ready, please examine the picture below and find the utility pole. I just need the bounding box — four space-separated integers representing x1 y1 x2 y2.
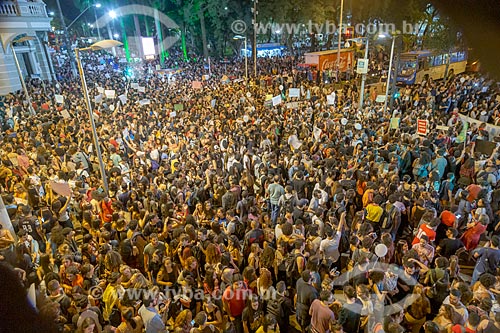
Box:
336 0 344 82
253 0 258 77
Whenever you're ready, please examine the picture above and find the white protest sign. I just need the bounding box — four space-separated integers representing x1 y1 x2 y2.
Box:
376 95 386 103
131 83 139 89
327 94 336 105
139 99 150 106
288 88 300 98
97 87 104 94
288 135 302 150
94 94 103 103
313 126 322 141
118 94 127 104
55 94 64 104
104 90 116 99
286 102 299 109
138 86 146 93
272 95 282 106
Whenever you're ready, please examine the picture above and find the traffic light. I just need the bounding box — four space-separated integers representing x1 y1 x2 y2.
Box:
345 26 354 39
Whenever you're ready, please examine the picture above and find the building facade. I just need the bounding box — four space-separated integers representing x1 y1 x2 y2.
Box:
0 0 54 95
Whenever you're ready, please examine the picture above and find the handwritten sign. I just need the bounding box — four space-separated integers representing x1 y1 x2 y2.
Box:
417 119 428 135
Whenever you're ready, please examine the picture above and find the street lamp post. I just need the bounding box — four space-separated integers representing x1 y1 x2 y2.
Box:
75 40 122 195
382 35 396 114
233 35 248 81
358 37 369 112
55 0 77 76
252 0 258 77
94 2 102 40
10 36 35 115
336 0 344 82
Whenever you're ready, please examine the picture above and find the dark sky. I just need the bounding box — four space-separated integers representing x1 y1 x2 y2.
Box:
45 0 96 21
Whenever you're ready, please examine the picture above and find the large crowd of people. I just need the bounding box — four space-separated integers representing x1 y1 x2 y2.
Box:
1 45 500 333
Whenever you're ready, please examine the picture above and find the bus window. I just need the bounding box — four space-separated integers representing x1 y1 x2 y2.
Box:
418 58 425 70
434 55 443 66
398 60 416 77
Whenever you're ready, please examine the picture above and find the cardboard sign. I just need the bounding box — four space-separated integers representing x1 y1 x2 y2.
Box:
417 119 428 135
131 83 139 89
138 86 146 93
211 99 216 108
104 90 116 99
174 103 184 111
94 94 103 103
138 99 150 106
61 110 71 119
97 87 105 94
475 140 496 155
390 118 400 129
50 181 71 197
265 94 273 101
436 125 450 131
54 94 64 104
286 102 299 109
376 95 386 103
289 88 300 98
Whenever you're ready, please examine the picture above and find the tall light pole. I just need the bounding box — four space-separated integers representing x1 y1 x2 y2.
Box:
75 40 122 195
55 0 77 76
94 2 102 40
358 37 369 112
336 0 344 82
381 34 396 114
234 35 248 81
10 36 35 115
252 0 258 77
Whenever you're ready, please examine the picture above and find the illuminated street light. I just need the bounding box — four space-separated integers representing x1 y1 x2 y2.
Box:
75 39 123 195
109 10 117 19
113 33 119 39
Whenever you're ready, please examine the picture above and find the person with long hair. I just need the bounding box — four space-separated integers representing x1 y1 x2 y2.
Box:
461 213 489 251
255 314 279 333
115 306 143 333
256 268 275 302
404 284 431 333
157 257 179 287
174 309 193 333
203 268 221 298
